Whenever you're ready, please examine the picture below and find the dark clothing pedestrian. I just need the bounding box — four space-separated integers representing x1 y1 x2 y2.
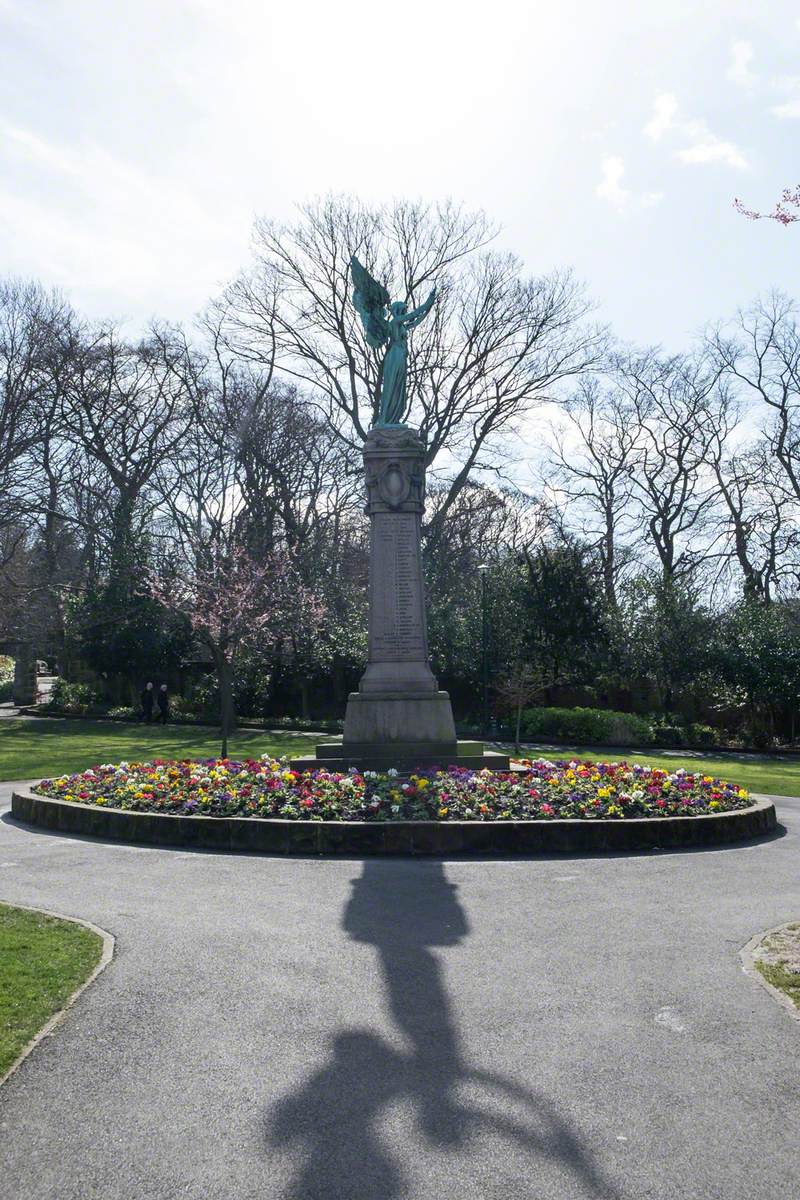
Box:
141 684 154 723
157 685 169 726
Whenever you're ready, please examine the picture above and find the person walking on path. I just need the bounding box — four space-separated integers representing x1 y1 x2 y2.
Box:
157 684 170 726
141 682 155 723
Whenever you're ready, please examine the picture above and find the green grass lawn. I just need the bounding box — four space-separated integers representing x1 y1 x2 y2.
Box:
0 718 798 796
0 904 104 1078
0 719 317 782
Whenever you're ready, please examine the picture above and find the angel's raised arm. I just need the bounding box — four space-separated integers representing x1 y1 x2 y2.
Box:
401 288 437 328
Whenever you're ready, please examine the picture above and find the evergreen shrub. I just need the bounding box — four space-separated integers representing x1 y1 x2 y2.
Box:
518 706 653 746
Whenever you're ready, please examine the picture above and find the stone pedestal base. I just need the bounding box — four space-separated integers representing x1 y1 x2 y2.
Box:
343 690 457 744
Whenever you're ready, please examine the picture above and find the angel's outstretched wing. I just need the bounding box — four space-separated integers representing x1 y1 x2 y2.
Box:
350 255 390 349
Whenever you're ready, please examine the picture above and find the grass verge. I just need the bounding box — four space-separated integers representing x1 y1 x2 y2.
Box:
0 904 104 1078
756 961 800 1011
0 719 317 782
497 742 800 797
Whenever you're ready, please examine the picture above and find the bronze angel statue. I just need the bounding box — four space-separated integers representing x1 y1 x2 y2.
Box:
350 255 436 427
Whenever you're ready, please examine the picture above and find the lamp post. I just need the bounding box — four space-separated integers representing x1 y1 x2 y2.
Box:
478 562 490 739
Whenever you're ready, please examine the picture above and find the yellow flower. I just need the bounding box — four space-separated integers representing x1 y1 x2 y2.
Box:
417 779 429 789
439 807 449 817
709 800 721 810
738 788 749 799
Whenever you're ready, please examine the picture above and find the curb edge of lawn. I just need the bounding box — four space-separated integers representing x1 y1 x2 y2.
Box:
740 921 800 1025
0 903 115 1089
10 787 777 856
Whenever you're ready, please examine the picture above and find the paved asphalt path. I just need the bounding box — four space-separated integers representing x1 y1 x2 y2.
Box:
0 780 798 1200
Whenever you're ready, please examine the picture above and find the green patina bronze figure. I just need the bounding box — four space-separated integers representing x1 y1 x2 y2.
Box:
350 255 436 427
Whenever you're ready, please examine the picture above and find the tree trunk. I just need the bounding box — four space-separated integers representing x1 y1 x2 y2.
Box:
218 655 236 759
300 678 311 721
515 698 522 754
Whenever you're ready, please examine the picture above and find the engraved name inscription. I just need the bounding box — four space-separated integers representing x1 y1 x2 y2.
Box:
370 512 427 661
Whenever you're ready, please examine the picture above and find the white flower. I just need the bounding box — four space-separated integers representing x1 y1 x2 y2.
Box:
391 804 400 813
387 768 399 777
401 783 410 792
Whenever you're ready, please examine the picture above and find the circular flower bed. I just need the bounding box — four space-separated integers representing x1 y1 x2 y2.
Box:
34 757 751 822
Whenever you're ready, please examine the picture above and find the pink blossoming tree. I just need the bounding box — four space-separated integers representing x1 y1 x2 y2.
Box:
734 187 800 226
151 539 325 757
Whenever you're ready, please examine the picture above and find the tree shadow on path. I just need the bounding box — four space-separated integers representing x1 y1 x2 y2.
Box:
266 861 622 1199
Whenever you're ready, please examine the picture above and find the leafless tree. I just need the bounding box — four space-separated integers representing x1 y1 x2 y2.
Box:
545 377 640 605
57 321 195 578
0 280 70 547
701 383 797 601
216 197 605 535
494 663 549 752
709 294 800 505
613 351 722 586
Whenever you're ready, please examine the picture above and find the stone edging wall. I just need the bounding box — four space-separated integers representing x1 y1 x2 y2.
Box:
10 789 777 856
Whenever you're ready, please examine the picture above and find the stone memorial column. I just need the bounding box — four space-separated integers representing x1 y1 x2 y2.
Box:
342 425 457 753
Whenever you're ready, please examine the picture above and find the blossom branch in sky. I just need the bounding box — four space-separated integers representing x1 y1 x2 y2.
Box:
734 187 800 226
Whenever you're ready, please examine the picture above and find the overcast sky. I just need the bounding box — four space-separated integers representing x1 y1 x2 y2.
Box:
1 0 798 351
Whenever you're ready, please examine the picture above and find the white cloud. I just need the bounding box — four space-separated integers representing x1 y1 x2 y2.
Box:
772 97 800 119
644 93 678 142
596 156 663 212
727 40 756 89
677 121 749 169
771 75 800 119
0 121 248 317
644 95 749 170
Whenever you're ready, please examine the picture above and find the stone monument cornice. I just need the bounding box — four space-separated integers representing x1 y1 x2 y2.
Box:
364 427 426 515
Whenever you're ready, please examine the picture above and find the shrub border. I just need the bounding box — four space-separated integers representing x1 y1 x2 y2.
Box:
10 787 776 856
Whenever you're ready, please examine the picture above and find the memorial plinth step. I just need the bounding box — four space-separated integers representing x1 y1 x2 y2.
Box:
289 741 511 774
